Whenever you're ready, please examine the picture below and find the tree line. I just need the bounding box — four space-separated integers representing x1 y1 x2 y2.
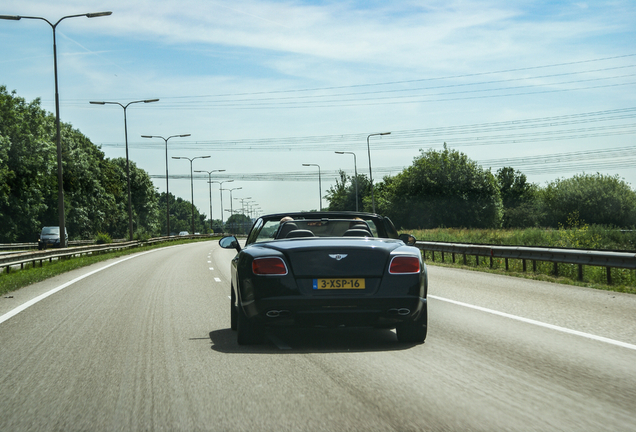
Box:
0 86 222 242
326 144 636 229
3 86 635 240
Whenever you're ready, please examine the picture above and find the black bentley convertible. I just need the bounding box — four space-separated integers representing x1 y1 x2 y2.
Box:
219 211 427 345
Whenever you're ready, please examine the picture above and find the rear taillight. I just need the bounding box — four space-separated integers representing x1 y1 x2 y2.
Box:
389 256 421 274
252 257 288 275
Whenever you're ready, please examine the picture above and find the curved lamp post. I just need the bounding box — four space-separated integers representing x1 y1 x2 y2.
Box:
302 163 322 211
245 200 258 219
367 132 391 213
172 155 211 234
234 196 252 216
142 134 191 235
221 187 241 234
210 180 234 224
1 11 112 247
195 169 226 232
91 99 159 240
222 187 242 217
335 151 358 212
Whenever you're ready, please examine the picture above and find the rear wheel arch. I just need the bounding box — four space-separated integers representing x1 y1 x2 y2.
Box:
230 284 238 331
396 304 427 344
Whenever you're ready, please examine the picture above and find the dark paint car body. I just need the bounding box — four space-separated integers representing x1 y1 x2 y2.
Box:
219 211 427 345
38 226 68 250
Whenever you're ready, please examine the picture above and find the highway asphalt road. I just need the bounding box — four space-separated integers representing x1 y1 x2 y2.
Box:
1 240 635 431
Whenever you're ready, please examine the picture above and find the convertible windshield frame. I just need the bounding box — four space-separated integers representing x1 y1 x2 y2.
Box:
246 212 395 245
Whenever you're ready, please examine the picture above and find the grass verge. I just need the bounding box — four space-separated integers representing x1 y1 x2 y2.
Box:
422 251 636 295
0 238 218 297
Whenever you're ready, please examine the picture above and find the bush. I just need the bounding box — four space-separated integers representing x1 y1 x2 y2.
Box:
133 229 151 242
380 145 503 229
95 232 112 244
541 173 636 228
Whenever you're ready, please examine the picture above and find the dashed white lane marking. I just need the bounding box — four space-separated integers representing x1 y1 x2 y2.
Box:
209 267 214 271
214 278 221 282
429 295 636 351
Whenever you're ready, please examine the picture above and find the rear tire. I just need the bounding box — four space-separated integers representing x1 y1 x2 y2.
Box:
396 309 427 344
237 302 263 345
230 289 237 331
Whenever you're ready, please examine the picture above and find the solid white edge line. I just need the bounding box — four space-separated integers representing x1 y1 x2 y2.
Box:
0 249 161 326
429 294 636 351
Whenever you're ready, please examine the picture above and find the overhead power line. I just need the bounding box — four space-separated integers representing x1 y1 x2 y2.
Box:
151 146 636 182
99 107 636 152
69 53 636 103
67 53 636 111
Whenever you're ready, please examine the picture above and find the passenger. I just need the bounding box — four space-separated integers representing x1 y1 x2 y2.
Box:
276 216 297 239
345 217 373 237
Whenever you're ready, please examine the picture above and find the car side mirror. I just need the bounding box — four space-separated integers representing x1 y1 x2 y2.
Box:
219 235 241 252
399 233 417 246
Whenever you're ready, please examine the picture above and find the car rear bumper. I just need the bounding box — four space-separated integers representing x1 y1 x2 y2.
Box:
38 240 62 249
242 296 426 328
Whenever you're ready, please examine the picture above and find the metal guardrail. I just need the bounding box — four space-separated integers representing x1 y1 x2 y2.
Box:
414 241 636 284
0 234 221 274
0 240 95 251
0 241 141 273
5 236 633 284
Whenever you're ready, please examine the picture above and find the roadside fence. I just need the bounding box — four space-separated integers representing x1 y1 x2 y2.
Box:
415 241 636 285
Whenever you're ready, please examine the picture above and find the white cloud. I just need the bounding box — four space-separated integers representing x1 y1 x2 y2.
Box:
2 0 635 214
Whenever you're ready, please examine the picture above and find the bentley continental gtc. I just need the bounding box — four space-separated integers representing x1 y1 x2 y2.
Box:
219 212 427 345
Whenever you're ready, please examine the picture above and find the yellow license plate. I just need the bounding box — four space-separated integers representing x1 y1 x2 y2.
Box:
313 278 365 290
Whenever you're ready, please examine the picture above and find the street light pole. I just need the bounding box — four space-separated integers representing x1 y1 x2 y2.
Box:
335 151 358 212
302 163 322 211
1 11 112 247
142 134 191 235
367 132 391 213
91 99 159 240
245 200 257 220
221 187 241 234
234 197 252 216
224 187 242 216
172 155 211 234
195 169 226 232
209 180 233 224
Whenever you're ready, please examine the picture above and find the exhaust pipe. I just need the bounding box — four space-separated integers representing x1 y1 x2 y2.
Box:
266 310 291 318
388 308 411 316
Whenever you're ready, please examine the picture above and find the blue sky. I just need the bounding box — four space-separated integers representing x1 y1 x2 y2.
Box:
1 0 635 219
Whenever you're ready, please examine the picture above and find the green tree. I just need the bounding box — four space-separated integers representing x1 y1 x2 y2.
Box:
326 170 370 211
0 86 160 241
157 192 205 234
121 158 160 235
541 173 636 227
377 145 502 229
0 87 56 242
63 124 119 238
225 213 252 234
496 167 541 227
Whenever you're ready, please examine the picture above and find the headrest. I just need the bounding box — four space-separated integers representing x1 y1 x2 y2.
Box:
286 229 315 238
276 222 298 239
343 229 371 237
